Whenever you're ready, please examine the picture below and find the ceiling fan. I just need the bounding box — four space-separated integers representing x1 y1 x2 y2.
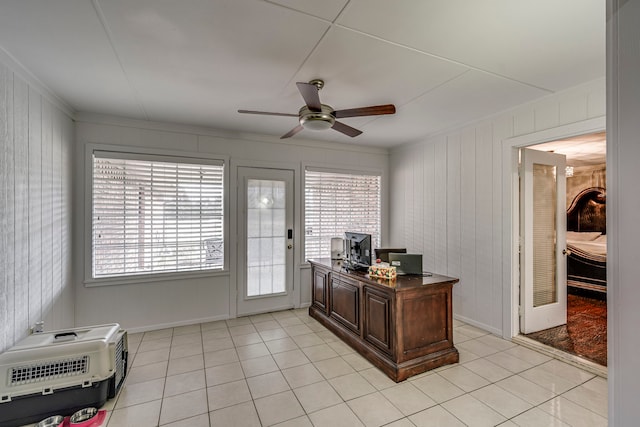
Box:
238 79 396 139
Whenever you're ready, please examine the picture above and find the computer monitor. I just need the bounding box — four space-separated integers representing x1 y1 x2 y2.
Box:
344 232 372 270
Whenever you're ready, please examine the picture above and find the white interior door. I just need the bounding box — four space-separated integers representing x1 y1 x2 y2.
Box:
520 148 567 334
237 167 294 316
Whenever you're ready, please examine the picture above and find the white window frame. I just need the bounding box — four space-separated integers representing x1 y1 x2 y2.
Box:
84 145 229 286
304 166 382 262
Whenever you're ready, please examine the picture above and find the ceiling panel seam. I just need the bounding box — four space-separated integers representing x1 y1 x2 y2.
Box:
262 0 341 24
357 69 472 131
333 24 555 95
263 0 353 95
92 0 149 121
279 25 332 97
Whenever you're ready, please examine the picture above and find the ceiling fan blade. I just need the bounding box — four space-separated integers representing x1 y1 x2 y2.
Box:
331 121 363 138
280 125 304 139
333 104 396 119
296 82 322 112
238 109 298 117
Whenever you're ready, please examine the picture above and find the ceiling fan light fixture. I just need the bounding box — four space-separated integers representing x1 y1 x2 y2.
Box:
238 80 396 139
299 105 335 131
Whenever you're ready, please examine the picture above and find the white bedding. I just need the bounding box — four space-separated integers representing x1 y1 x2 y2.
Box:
566 231 601 241
567 235 607 256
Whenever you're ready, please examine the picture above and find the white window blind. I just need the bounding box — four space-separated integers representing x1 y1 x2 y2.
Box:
92 152 224 279
305 168 381 260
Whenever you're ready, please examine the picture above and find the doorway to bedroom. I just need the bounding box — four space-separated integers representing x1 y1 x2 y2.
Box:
518 131 607 367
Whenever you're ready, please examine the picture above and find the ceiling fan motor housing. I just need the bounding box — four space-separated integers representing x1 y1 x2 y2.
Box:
299 105 335 130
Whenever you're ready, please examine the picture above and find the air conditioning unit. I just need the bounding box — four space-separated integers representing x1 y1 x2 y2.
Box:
0 324 128 427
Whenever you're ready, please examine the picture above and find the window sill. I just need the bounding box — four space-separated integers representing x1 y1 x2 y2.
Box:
84 269 229 287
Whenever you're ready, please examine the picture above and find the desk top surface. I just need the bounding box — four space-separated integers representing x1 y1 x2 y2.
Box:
309 258 459 291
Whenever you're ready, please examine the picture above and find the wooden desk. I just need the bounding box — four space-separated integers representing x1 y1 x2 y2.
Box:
309 259 459 382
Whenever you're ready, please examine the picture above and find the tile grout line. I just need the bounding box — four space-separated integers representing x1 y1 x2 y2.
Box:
157 328 173 426
198 323 210 426
97 311 606 427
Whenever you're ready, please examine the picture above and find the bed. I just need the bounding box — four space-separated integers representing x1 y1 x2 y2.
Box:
565 187 607 295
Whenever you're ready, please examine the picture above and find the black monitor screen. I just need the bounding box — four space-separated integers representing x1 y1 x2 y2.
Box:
344 232 372 269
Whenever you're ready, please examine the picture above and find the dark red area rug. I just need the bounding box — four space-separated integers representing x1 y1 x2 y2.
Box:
525 294 607 366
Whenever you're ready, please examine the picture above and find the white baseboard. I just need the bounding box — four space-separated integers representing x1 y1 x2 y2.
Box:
126 314 230 334
126 304 312 334
454 314 503 337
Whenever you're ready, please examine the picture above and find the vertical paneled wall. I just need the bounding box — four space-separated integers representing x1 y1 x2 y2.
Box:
607 0 640 422
390 78 605 335
0 61 74 353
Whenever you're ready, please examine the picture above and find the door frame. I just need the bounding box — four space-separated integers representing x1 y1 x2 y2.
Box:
501 116 605 339
236 166 294 315
228 159 302 319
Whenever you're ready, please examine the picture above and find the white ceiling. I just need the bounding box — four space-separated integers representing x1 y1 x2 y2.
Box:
0 0 605 148
531 131 606 167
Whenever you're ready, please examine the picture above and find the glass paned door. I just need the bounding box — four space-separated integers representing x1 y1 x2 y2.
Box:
247 179 286 296
520 148 567 334
238 167 294 315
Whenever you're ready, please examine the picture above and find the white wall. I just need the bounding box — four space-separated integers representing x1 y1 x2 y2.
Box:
607 0 640 423
73 115 389 332
390 77 605 335
0 60 75 353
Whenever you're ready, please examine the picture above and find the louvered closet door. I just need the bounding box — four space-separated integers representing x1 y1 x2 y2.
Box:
520 148 567 334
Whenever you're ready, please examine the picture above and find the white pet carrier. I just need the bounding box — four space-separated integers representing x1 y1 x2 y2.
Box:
0 324 128 427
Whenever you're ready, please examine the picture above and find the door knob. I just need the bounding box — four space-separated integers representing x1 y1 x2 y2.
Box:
288 244 293 249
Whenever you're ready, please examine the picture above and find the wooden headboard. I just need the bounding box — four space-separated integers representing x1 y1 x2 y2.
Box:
567 187 606 233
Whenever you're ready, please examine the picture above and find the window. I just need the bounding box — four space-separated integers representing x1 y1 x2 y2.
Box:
305 168 381 260
91 151 224 279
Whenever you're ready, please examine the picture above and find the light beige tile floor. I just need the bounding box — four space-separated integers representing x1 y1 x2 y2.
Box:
21 308 608 426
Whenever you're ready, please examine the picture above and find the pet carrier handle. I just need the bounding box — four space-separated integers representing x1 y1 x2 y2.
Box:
54 331 78 341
